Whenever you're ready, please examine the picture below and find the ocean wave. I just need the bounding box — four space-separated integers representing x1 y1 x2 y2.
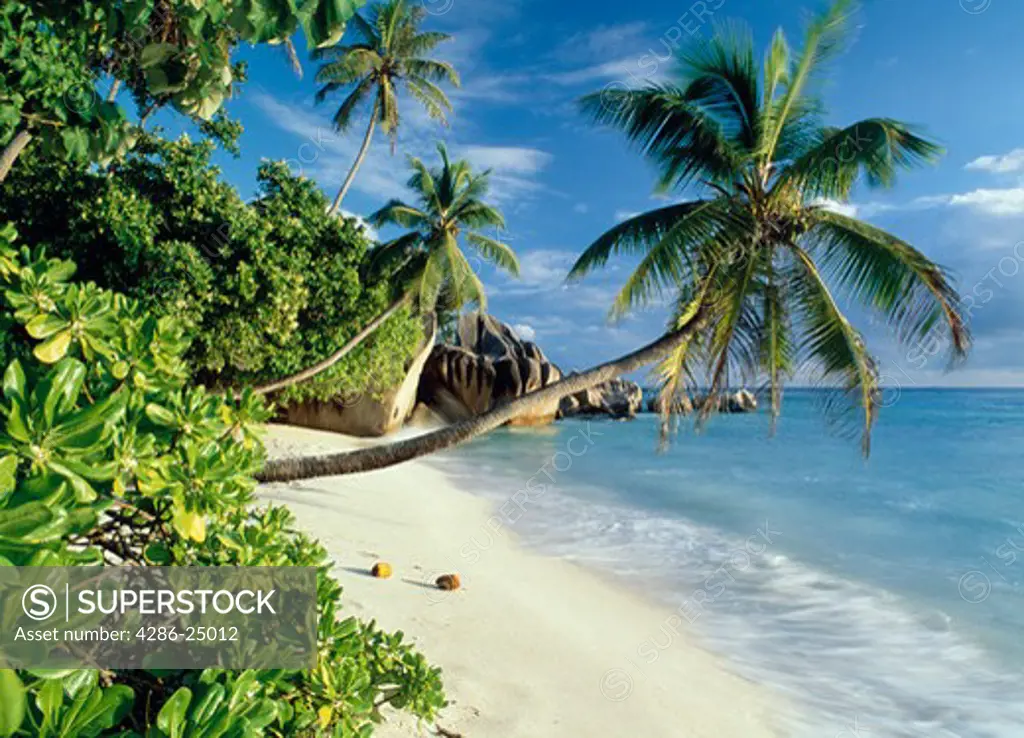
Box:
440 452 1024 738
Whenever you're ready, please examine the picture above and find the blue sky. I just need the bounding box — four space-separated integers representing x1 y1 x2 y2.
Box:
174 0 1024 387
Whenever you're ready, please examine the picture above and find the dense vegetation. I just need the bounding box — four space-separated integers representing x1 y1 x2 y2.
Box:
0 226 445 735
0 136 424 405
0 0 448 735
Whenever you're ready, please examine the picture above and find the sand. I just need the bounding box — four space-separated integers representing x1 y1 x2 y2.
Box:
260 424 788 738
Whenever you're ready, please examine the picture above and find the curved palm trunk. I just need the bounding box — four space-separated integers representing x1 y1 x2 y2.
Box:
257 306 707 481
252 294 411 396
327 106 378 216
0 129 32 184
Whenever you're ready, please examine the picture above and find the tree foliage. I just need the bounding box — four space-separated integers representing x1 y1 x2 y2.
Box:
571 0 968 452
1 0 367 178
0 224 445 736
369 143 518 313
0 135 424 405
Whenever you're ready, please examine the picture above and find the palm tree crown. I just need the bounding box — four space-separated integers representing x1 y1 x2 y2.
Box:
569 0 968 453
314 0 459 212
369 143 519 313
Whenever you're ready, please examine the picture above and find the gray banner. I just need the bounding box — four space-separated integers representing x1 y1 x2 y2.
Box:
0 567 317 669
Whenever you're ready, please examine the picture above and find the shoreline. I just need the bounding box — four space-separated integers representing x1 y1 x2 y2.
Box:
259 424 788 737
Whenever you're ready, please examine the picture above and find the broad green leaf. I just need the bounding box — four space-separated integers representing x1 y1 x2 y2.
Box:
25 314 67 340
140 43 179 69
38 357 87 427
145 403 178 428
1 361 25 403
61 128 90 162
172 508 206 543
157 687 192 738
0 669 25 737
34 330 73 364
0 456 17 499
144 543 173 565
0 503 55 537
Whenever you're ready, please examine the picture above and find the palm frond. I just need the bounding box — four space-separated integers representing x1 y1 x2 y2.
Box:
652 271 717 445
758 248 795 431
791 243 879 455
451 198 504 230
404 58 460 86
443 235 487 310
805 209 968 361
607 200 740 319
320 77 375 130
678 20 761 151
698 248 762 424
406 79 453 125
368 199 428 229
579 85 741 190
761 0 858 163
762 28 790 108
466 232 519 276
781 119 943 199
568 200 716 282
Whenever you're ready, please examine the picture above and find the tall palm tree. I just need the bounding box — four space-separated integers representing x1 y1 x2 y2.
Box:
314 0 459 215
568 0 968 454
253 143 518 396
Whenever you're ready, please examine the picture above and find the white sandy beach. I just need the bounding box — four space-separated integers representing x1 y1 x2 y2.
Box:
260 424 787 738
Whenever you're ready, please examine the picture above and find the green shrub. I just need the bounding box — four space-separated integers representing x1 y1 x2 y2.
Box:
0 223 445 736
0 137 424 404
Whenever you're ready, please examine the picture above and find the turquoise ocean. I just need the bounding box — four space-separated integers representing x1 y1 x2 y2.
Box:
434 389 1024 737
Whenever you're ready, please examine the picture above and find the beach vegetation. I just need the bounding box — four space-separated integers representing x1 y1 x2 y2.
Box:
0 134 424 406
568 0 968 452
314 0 460 215
0 224 445 735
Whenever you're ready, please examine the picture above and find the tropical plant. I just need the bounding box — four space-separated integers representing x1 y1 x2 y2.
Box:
0 223 445 736
0 134 424 405
313 0 459 214
567 0 968 452
255 142 518 396
0 0 366 183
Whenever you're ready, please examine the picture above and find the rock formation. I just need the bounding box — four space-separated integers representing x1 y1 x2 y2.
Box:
281 314 438 437
559 377 644 419
692 389 759 413
418 313 564 425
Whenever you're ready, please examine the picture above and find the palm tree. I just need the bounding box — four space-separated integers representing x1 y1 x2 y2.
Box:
257 0 968 482
368 143 520 312
568 0 968 454
253 143 518 396
314 0 459 215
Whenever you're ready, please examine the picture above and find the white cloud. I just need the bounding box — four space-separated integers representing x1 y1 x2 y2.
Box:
965 149 1024 174
574 203 589 214
453 73 532 104
812 198 859 218
251 92 552 207
511 323 536 341
615 210 641 222
339 210 378 241
557 22 650 63
459 146 552 174
849 188 1024 219
516 249 576 289
946 188 1024 216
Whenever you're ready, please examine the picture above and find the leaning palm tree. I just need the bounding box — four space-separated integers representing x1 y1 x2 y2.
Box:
314 0 459 215
257 0 968 482
253 143 517 396
568 0 968 454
